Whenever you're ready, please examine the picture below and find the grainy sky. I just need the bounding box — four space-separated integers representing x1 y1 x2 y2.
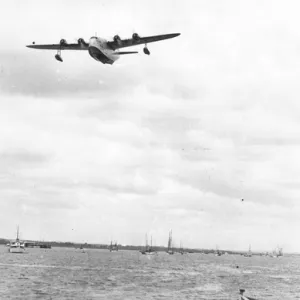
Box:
1 0 300 252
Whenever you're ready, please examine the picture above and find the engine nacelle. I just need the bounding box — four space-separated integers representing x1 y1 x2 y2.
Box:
60 39 67 46
113 35 122 46
143 47 150 55
132 33 140 41
78 38 87 46
114 35 121 42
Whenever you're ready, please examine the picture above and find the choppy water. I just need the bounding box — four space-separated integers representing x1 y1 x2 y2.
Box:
0 245 299 299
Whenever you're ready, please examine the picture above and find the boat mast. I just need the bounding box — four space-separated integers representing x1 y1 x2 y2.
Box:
168 230 172 251
16 225 19 242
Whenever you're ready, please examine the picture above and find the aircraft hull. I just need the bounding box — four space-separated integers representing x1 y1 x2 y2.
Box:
88 37 118 64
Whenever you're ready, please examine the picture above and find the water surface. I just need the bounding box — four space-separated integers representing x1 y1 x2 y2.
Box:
1 245 299 299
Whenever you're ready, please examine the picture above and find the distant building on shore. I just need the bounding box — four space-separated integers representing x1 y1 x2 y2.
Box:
24 242 51 249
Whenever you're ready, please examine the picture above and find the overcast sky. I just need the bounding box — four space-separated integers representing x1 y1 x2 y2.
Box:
1 0 300 252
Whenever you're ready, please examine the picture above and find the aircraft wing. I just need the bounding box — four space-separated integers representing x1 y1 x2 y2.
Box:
26 42 89 51
107 33 180 50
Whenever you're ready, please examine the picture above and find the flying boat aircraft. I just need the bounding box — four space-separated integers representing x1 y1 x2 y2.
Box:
26 32 180 65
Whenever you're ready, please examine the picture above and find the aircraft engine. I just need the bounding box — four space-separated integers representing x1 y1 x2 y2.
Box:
60 39 67 46
113 35 122 46
132 33 140 41
78 38 87 46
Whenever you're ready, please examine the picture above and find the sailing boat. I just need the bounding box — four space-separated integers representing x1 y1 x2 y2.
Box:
166 230 174 255
140 234 156 255
244 245 252 257
215 246 222 256
272 246 283 258
79 244 85 253
9 226 25 253
109 240 119 252
179 241 185 255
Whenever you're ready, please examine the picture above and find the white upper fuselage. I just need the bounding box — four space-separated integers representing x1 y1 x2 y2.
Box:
88 37 119 65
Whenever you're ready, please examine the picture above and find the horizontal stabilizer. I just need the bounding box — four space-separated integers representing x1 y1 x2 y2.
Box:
113 51 138 55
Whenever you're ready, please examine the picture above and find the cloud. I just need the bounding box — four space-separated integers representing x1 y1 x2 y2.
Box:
0 148 50 166
1 0 300 251
0 52 141 98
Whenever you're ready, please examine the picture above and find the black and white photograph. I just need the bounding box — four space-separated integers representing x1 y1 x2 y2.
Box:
0 0 299 299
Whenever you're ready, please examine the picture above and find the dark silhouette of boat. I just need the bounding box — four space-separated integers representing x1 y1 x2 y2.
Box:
179 241 185 254
166 230 174 255
140 234 156 255
244 245 252 257
109 241 119 252
239 289 257 300
215 246 222 256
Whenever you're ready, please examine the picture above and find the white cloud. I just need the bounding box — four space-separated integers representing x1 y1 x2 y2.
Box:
0 0 299 252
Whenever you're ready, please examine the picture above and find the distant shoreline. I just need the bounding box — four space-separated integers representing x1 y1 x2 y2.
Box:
1 238 295 255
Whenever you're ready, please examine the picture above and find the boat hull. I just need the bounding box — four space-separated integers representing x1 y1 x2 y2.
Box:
9 247 25 254
145 252 157 255
141 251 157 255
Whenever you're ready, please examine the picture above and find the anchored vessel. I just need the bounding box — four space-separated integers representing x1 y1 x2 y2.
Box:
244 245 252 257
215 246 222 256
179 241 185 255
140 234 156 255
9 226 25 254
109 241 119 252
166 230 174 255
272 246 283 258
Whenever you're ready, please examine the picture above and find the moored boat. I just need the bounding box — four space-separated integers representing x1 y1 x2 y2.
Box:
244 245 252 257
140 234 157 255
179 241 185 255
215 246 222 256
109 241 119 252
271 246 283 258
166 230 174 255
9 226 25 254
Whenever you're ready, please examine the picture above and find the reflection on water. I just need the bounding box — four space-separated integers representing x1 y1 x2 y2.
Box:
0 245 299 299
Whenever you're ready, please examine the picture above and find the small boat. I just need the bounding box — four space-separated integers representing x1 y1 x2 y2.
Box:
239 289 257 300
9 226 25 254
244 245 252 257
179 241 185 255
215 246 222 256
271 246 283 258
140 234 157 255
109 241 119 252
166 230 174 255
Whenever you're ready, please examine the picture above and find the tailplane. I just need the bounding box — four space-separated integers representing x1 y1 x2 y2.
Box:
113 51 138 55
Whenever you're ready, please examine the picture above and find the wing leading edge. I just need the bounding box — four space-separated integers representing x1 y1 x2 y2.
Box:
107 33 180 50
26 44 88 50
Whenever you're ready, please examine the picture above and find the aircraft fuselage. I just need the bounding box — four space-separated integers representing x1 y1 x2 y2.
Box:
88 37 119 65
